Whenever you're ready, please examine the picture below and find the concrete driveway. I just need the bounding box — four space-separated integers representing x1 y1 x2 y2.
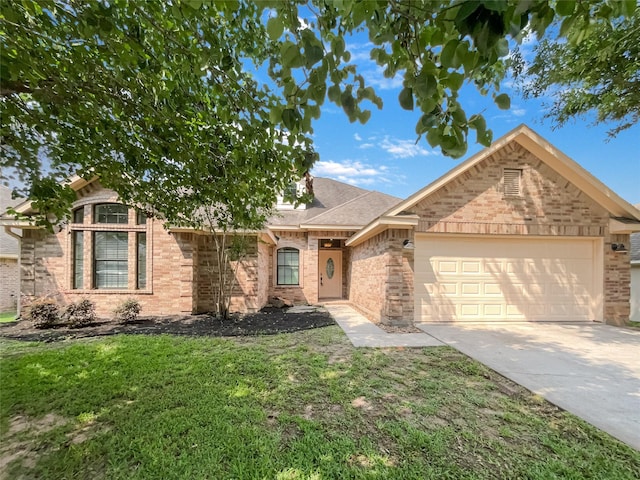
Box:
416 322 640 451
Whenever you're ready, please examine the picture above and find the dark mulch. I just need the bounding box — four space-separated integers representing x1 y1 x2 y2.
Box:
0 307 335 343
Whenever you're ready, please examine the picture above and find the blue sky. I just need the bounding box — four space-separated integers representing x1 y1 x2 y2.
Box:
308 39 640 206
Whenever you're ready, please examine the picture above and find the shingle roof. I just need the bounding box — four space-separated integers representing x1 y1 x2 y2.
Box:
267 177 401 229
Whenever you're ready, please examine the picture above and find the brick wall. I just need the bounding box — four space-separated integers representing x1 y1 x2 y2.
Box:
408 142 629 325
269 230 353 305
348 229 413 326
0 258 19 312
195 234 262 314
604 233 632 323
20 219 196 317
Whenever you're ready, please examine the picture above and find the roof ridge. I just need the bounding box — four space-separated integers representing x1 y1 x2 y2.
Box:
302 190 373 225
303 190 401 225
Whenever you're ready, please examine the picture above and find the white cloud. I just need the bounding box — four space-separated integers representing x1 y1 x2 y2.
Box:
380 136 433 158
312 159 395 187
359 143 375 149
362 66 404 90
345 42 375 62
297 17 311 30
313 160 381 178
354 133 362 141
512 107 527 117
311 159 406 188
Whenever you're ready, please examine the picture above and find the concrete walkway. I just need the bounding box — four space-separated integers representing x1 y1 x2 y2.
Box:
324 304 443 348
417 322 640 451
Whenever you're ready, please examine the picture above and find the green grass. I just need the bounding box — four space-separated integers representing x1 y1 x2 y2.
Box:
1 326 638 479
0 310 17 323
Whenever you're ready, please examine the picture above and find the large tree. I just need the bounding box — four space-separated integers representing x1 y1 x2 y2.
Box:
1 0 635 225
514 6 640 138
0 0 313 228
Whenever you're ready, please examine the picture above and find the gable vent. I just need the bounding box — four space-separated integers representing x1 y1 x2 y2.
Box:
503 168 522 196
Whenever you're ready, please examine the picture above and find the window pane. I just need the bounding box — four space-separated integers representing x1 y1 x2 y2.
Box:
95 204 129 224
73 208 84 224
94 232 128 289
277 248 299 285
136 210 147 225
137 232 146 289
73 231 83 289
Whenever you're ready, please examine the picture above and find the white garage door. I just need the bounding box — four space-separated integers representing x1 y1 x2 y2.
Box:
415 235 602 323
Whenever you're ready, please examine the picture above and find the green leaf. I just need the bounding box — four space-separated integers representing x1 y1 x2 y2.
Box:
426 127 442 148
341 91 356 118
559 15 576 37
440 39 460 68
281 41 302 68
282 108 300 131
269 106 282 124
398 87 414 110
415 72 437 98
622 0 636 16
266 17 284 41
495 38 509 58
555 1 576 16
328 84 341 103
416 113 437 134
305 44 324 67
358 109 371 124
443 72 463 91
331 36 345 57
494 93 510 110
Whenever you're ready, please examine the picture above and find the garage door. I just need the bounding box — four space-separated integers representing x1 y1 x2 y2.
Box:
415 235 602 323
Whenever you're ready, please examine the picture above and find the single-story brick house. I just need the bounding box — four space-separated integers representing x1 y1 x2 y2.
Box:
3 125 640 325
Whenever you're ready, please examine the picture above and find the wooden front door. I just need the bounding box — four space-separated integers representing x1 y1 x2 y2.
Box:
318 250 342 299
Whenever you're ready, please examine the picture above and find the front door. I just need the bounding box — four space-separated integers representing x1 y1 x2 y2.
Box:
318 250 342 299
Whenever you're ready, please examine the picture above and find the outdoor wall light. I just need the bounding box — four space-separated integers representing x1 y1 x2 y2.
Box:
403 239 415 249
611 243 628 253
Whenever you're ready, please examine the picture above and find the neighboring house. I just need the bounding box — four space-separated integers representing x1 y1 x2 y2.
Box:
631 209 640 322
0 185 22 312
2 125 639 325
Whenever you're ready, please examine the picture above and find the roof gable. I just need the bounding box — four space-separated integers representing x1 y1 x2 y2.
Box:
267 177 401 229
347 125 640 246
386 124 640 221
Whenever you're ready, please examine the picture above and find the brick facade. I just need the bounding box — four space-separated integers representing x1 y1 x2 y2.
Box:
10 138 635 325
18 185 266 318
348 229 413 326
0 258 19 312
268 230 354 306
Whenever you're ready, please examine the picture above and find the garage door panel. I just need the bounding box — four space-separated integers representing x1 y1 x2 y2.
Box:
483 305 503 316
438 261 457 273
483 283 502 295
462 261 481 274
461 283 480 295
415 236 600 323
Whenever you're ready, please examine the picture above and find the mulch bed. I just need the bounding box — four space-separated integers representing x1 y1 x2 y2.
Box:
0 307 335 343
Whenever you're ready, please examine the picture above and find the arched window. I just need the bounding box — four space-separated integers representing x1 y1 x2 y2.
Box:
277 247 299 285
94 203 128 224
70 202 148 290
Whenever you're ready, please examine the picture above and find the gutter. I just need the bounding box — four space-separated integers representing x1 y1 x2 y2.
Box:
345 214 419 247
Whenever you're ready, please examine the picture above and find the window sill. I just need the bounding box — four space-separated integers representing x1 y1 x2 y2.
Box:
66 289 153 295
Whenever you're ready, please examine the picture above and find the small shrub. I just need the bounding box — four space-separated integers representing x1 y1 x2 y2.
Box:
25 299 60 329
64 299 96 328
113 299 141 323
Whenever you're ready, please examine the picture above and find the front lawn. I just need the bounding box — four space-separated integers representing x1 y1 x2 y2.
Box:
1 327 638 479
0 310 17 323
